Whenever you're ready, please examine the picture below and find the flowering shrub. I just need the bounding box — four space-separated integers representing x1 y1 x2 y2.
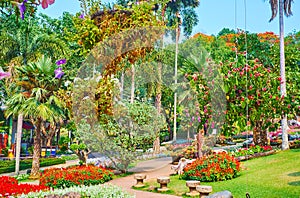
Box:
20 184 134 198
169 142 198 161
172 145 197 160
233 145 273 157
0 176 49 197
182 153 241 182
40 165 113 188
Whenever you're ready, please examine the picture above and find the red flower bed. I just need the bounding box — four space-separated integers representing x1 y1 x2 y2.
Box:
40 165 113 188
0 176 49 197
182 152 241 182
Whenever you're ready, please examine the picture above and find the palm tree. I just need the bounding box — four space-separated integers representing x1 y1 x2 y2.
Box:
162 0 199 142
5 56 67 178
0 14 68 66
268 0 293 150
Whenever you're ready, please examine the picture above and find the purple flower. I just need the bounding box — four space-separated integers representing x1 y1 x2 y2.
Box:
54 67 64 79
0 71 11 80
79 13 84 19
186 113 190 117
18 0 27 20
56 59 67 65
197 117 201 122
191 116 195 121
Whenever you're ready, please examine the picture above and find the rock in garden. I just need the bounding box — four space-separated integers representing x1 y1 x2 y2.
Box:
44 194 61 198
206 190 233 198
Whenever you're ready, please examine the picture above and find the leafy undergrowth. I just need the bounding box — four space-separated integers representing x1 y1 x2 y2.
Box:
140 149 300 197
18 184 134 198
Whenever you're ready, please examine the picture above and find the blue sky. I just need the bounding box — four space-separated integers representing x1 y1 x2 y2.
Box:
39 0 300 36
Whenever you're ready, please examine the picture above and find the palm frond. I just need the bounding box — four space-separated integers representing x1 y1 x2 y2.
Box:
269 0 278 22
269 0 293 21
31 87 48 101
284 0 293 17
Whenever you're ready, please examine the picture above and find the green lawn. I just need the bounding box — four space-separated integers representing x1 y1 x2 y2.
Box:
141 149 300 198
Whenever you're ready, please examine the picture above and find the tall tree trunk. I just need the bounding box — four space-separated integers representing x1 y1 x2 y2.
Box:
29 118 42 179
120 71 124 99
153 62 162 154
45 125 58 147
253 121 268 146
130 64 135 104
279 0 289 150
173 19 180 142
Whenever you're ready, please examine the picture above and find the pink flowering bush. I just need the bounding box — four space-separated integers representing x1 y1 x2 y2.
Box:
233 145 273 157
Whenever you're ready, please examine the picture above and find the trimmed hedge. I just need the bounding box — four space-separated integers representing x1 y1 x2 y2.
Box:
0 158 66 174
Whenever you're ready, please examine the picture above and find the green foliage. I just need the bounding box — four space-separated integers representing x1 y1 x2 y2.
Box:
13 173 30 181
232 145 273 157
0 13 69 66
0 158 66 174
162 0 200 38
78 101 166 172
71 2 164 57
217 28 236 37
172 144 197 159
182 153 241 182
0 121 8 133
59 154 78 161
58 136 70 153
143 149 300 197
0 147 8 157
177 31 300 145
70 143 86 151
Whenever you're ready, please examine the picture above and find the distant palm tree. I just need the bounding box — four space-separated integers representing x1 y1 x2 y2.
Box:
268 0 293 150
5 56 67 178
0 30 67 65
162 0 199 142
0 15 67 65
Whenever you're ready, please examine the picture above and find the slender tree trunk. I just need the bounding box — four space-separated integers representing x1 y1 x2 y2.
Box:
279 0 289 150
153 62 162 154
120 71 124 99
173 20 180 142
130 64 135 104
46 125 57 147
29 119 42 179
253 121 268 146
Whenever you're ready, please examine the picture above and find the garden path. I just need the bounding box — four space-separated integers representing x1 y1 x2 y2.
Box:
108 156 181 198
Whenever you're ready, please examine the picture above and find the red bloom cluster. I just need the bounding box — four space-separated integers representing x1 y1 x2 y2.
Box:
0 176 49 197
182 153 241 182
40 165 113 188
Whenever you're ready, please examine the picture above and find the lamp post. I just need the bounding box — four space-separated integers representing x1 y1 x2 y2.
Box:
15 114 23 175
173 13 181 142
